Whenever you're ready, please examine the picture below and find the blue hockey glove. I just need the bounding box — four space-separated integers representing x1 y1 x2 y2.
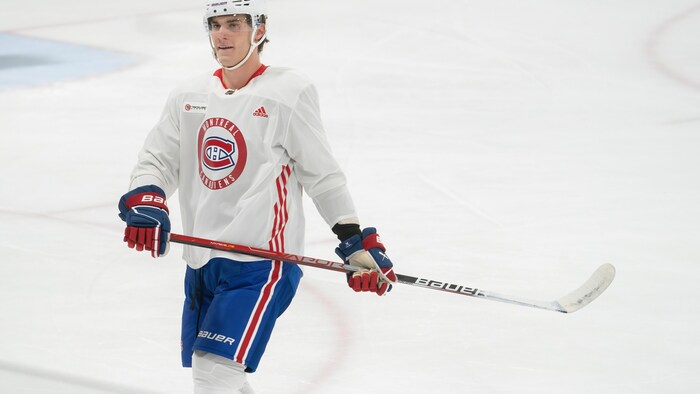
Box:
335 227 397 296
118 185 170 258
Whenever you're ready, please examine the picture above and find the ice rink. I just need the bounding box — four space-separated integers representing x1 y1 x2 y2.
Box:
1 0 699 392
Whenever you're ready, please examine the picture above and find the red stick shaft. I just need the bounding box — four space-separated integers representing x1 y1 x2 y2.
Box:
169 233 355 273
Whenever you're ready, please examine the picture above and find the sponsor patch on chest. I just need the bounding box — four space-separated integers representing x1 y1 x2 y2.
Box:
183 102 207 113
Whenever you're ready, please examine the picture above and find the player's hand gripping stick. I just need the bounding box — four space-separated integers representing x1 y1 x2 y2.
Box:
335 227 397 296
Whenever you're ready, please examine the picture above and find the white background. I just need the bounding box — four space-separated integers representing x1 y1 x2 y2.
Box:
1 0 699 393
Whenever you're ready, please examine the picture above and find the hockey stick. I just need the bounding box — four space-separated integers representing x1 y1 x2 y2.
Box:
169 233 615 314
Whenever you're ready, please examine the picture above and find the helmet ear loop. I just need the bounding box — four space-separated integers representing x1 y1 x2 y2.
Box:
250 21 267 50
248 15 267 51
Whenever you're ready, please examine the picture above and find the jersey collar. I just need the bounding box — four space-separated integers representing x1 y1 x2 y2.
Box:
213 64 268 90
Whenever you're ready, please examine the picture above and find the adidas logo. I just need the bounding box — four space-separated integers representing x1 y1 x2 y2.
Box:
253 106 268 118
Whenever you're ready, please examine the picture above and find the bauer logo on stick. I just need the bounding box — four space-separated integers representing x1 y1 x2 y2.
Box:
197 117 248 190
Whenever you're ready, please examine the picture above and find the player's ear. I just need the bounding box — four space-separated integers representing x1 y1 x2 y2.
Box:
255 23 266 42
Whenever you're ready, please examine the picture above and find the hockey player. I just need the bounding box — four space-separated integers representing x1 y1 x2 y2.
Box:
117 0 397 392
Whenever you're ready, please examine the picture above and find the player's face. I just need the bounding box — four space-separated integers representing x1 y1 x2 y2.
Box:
209 15 259 67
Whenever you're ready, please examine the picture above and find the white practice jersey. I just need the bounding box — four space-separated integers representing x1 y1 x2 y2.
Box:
129 66 357 268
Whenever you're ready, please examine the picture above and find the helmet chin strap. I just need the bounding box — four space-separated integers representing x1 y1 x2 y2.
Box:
211 27 267 71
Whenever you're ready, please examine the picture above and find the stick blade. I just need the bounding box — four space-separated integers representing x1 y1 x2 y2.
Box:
554 263 616 313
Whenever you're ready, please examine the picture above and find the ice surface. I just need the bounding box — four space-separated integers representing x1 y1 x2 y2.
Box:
1 1 699 393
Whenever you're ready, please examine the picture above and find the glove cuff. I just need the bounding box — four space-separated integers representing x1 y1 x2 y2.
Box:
119 185 168 214
125 192 169 213
335 233 363 261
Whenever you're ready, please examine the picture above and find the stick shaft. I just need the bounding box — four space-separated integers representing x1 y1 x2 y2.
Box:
169 233 613 313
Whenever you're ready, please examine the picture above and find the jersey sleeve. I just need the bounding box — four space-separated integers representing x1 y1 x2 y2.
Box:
128 91 181 196
283 84 358 227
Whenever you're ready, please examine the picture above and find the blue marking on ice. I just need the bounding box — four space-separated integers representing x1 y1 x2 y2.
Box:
0 33 136 90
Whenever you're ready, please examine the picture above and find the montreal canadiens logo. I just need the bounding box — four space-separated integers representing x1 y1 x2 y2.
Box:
203 137 236 170
197 117 247 190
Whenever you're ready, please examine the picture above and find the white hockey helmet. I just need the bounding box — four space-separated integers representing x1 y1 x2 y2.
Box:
204 0 269 71
204 0 267 31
